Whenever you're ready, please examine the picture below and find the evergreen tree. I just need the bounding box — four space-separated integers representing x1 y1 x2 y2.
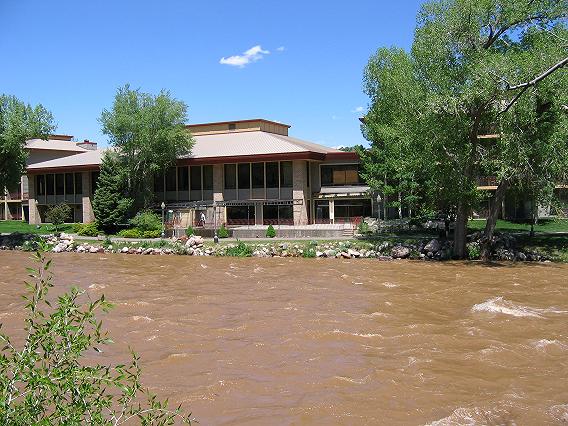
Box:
93 152 133 233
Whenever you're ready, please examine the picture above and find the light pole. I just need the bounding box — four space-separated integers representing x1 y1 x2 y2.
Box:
161 202 166 238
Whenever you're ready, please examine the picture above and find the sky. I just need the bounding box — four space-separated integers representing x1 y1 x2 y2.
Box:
0 0 421 148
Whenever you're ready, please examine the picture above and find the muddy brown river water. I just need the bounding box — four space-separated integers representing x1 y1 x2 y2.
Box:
1 252 568 425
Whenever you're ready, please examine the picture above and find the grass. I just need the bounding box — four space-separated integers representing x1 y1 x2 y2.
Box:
516 235 568 262
0 220 74 234
468 218 568 233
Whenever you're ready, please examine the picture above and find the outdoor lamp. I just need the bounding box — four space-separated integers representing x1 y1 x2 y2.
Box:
160 202 166 238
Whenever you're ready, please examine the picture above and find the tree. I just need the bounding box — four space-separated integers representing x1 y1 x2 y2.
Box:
92 151 133 233
0 248 193 424
0 95 55 191
45 204 72 232
100 85 194 209
362 0 567 258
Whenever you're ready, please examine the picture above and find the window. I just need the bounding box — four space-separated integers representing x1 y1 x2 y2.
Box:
190 166 201 190
37 175 46 196
166 167 177 192
228 123 236 131
74 173 83 195
177 167 189 191
321 164 362 186
203 165 213 190
252 163 264 189
65 173 74 195
280 161 292 188
224 164 236 189
46 174 55 196
55 174 64 196
154 174 164 192
238 163 250 189
266 162 278 188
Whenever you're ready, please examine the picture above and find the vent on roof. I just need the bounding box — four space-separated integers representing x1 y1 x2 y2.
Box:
76 139 98 150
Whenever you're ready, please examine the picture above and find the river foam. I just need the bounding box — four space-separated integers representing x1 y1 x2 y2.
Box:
472 297 568 318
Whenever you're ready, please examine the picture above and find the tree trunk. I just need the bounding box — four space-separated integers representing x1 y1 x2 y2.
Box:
453 203 469 259
481 179 509 260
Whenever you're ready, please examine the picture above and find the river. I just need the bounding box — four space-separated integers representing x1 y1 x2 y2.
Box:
1 252 567 425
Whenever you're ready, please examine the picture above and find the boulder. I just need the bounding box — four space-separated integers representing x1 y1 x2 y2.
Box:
391 246 410 259
324 249 336 258
423 239 441 253
347 249 361 258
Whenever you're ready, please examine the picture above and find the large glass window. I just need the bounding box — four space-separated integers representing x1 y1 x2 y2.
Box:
224 164 236 189
252 163 264 189
65 173 74 195
55 174 64 195
321 164 362 186
37 175 46 196
203 165 213 190
266 162 278 188
238 163 250 189
166 167 177 192
177 167 189 191
190 166 201 190
74 173 83 195
46 174 55 196
280 161 293 188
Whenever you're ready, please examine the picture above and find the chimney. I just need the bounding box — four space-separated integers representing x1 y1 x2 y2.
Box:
76 139 97 150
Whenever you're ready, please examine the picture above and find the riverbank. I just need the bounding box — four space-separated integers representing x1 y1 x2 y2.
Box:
0 231 565 262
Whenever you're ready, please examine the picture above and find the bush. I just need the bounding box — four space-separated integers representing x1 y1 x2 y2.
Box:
217 224 229 238
76 223 100 237
45 204 72 232
185 226 194 237
142 230 161 238
118 228 142 238
224 241 252 257
0 247 193 424
357 220 370 234
266 224 276 238
129 211 161 232
467 242 481 260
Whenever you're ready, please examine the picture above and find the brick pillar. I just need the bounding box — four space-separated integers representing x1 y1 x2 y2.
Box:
292 160 309 225
81 172 95 223
28 176 41 224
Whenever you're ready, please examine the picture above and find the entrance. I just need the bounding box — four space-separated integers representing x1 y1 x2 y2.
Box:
333 199 372 224
314 200 330 224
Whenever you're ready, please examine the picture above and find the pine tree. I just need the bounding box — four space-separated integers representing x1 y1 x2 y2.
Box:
92 152 133 233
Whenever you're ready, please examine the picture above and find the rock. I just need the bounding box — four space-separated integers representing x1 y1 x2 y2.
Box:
316 251 325 257
340 252 351 259
121 247 129 253
89 246 99 253
52 242 66 253
516 252 527 261
391 246 410 259
59 232 73 241
347 249 360 258
424 239 441 253
324 249 336 258
378 255 394 261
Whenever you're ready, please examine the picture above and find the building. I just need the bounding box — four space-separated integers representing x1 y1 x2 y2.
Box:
1 135 95 222
24 119 374 227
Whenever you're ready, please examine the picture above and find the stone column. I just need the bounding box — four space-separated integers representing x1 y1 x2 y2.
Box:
329 199 335 224
255 203 263 225
292 160 309 225
81 172 95 224
212 164 225 227
28 176 41 224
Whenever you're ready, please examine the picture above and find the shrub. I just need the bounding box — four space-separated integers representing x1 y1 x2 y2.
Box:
118 228 142 238
129 211 161 232
266 224 276 238
185 226 194 237
72 223 83 233
0 247 193 425
45 204 72 232
76 223 100 237
357 220 370 234
224 241 252 257
142 230 161 238
467 242 481 260
302 246 317 258
217 224 229 238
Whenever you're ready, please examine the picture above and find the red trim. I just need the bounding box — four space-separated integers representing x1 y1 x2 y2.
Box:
324 152 359 161
177 152 326 165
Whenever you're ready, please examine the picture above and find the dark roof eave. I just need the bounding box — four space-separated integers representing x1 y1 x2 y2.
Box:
27 164 100 174
177 151 327 165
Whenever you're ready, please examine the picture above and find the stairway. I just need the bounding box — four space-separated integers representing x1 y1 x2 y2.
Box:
342 226 355 237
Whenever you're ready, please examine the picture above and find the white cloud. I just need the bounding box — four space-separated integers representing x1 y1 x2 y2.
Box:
220 45 270 68
331 115 341 120
351 106 364 113
276 46 286 52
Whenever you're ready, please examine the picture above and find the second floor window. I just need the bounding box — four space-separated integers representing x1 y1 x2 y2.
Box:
321 164 362 186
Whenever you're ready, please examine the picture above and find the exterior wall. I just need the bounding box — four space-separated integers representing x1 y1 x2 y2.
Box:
81 172 95 223
188 120 289 136
28 175 40 225
292 160 309 225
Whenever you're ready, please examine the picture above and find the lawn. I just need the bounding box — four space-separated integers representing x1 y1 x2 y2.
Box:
516 235 568 262
468 218 568 233
0 220 74 234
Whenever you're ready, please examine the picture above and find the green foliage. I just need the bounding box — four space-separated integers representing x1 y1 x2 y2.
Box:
75 223 100 237
45 204 72 232
265 224 276 238
93 151 133 233
185 226 194 237
0 95 55 190
467 242 481 260
142 230 161 238
217 224 229 238
224 242 252 257
129 211 161 232
357 220 371 234
0 248 193 425
100 84 195 209
117 228 160 239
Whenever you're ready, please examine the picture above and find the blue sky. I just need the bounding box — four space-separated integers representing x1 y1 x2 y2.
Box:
0 0 421 148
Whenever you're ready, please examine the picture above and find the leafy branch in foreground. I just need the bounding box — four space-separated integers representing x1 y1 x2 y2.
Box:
0 244 194 425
